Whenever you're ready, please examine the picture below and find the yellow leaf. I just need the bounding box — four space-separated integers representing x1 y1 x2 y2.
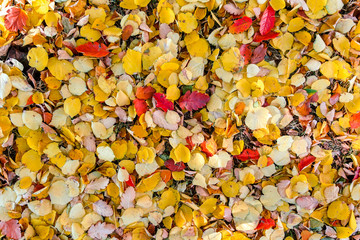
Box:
199 198 217 215
27 47 48 71
288 17 305 32
213 205 229 219
120 0 138 9
47 57 74 80
137 146 156 163
221 181 240 197
333 35 350 58
177 13 198 33
166 85 180 101
270 0 285 10
64 97 81 117
307 0 327 13
111 140 128 159
80 24 102 42
349 211 357 230
136 172 161 192
327 200 350 220
158 188 180 209
19 176 32 189
336 227 354 239
220 47 241 72
123 49 142 75
187 38 210 58
159 7 175 24
193 210 208 228
32 0 50 14
22 149 43 172
170 143 191 163
134 0 151 7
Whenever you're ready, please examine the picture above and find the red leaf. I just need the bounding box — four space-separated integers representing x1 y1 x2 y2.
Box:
178 91 210 111
75 42 109 57
239 44 252 65
153 93 174 112
255 218 276 230
185 136 195 150
133 99 148 116
253 31 280 42
298 155 316 171
164 159 186 172
26 95 34 105
126 175 135 187
0 219 21 240
234 149 260 161
122 167 135 187
136 86 155 100
251 44 267 64
259 5 276 35
4 7 28 32
350 112 360 129
229 17 252 34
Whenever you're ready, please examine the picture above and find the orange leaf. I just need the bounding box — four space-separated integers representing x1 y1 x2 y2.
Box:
4 7 28 32
155 170 172 183
229 17 252 34
43 112 52 124
135 86 156 100
234 102 246 115
350 112 360 129
75 42 109 57
133 99 148 116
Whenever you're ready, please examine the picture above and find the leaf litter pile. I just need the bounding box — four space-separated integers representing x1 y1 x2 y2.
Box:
0 0 360 238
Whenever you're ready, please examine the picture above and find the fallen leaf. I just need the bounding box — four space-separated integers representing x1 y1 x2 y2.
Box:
93 200 114 217
229 17 252 34
0 219 21 240
4 7 28 32
153 93 174 112
88 222 115 239
259 6 276 35
121 186 136 209
178 91 210 111
75 42 110 57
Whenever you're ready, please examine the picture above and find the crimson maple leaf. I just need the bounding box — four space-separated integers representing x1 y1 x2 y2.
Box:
153 93 174 112
179 91 210 111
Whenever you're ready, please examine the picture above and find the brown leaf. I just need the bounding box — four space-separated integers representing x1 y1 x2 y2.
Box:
122 25 133 41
